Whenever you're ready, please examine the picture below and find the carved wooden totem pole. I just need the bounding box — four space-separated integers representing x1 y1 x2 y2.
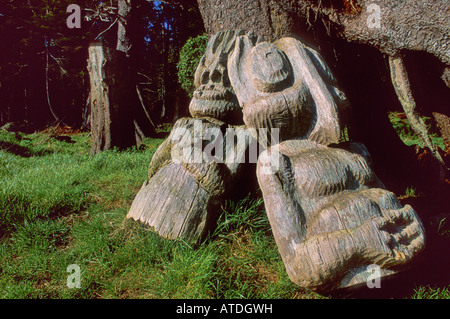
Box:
128 31 425 291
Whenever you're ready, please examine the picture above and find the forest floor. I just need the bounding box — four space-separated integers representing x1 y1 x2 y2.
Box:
0 120 448 299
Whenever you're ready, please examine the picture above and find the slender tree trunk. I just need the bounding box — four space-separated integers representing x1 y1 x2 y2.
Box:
87 43 112 154
159 4 167 120
88 0 143 154
45 38 59 124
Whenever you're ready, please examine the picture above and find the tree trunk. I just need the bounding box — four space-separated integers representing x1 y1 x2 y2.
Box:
87 42 138 155
87 43 112 154
197 0 293 41
88 0 144 154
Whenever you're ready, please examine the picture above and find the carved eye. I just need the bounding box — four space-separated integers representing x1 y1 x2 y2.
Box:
193 56 206 88
249 42 292 93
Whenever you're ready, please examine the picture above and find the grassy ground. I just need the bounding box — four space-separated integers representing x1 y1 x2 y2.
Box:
0 126 448 299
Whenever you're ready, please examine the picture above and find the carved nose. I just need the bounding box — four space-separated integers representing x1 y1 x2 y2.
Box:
209 68 222 83
201 61 226 85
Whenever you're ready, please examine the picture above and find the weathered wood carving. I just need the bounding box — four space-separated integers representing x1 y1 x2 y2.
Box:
189 30 246 124
227 34 425 291
128 31 425 291
127 31 256 243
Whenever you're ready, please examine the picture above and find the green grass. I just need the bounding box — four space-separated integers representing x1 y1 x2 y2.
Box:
404 186 417 198
0 128 310 299
0 127 447 299
388 112 445 150
411 286 450 299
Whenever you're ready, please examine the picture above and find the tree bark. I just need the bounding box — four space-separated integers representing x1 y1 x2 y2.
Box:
323 0 450 66
88 0 144 154
87 43 112 154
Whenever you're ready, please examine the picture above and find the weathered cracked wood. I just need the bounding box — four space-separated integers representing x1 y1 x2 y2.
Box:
127 117 254 242
227 35 426 291
257 140 425 291
128 161 210 240
228 35 344 145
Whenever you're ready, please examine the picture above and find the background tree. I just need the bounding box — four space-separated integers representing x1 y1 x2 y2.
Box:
140 0 205 123
87 0 142 154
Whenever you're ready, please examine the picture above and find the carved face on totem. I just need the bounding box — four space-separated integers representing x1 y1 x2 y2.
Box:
190 32 345 145
228 35 343 145
189 30 248 124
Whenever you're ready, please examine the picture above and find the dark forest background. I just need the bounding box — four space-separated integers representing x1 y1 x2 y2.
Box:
0 0 204 131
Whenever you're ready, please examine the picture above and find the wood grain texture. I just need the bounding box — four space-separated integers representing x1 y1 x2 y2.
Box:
228 35 344 145
257 140 425 291
127 117 254 243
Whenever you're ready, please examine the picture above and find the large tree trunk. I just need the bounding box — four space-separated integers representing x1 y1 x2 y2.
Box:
198 0 449 66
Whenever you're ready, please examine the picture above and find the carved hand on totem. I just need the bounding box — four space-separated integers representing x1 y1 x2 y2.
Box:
354 205 425 268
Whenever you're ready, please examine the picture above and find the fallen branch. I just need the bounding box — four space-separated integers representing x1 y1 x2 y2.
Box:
45 39 60 123
95 18 118 40
136 85 156 128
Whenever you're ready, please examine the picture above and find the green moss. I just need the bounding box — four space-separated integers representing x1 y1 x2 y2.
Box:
177 34 208 97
